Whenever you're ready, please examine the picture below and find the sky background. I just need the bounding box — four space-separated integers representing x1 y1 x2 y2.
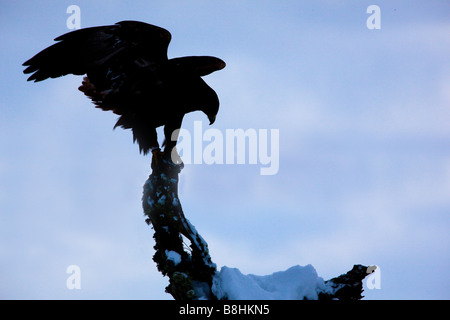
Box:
1 0 449 299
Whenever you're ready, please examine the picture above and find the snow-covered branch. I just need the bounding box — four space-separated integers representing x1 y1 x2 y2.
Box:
143 153 373 300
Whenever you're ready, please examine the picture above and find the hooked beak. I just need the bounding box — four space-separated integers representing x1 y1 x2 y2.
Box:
208 114 216 125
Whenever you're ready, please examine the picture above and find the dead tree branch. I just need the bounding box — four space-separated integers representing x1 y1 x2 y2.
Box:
142 154 216 300
142 154 372 300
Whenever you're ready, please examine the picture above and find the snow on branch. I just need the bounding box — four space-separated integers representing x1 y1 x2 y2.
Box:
142 153 373 300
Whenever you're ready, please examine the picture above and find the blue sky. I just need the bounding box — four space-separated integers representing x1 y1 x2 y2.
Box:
1 0 449 299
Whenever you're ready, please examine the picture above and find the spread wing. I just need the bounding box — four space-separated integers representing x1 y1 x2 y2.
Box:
23 21 225 155
22 20 171 82
23 21 172 154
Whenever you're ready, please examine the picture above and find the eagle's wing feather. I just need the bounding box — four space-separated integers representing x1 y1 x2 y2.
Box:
23 21 171 82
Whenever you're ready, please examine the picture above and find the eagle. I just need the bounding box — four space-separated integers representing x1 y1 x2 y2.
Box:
23 21 225 156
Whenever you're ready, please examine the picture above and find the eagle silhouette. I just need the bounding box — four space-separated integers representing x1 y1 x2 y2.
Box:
23 21 225 155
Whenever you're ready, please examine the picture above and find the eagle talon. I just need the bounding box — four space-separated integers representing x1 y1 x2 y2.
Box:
151 148 164 167
151 147 162 156
151 147 184 170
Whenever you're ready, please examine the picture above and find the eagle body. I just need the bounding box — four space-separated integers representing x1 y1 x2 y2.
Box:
23 21 225 155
